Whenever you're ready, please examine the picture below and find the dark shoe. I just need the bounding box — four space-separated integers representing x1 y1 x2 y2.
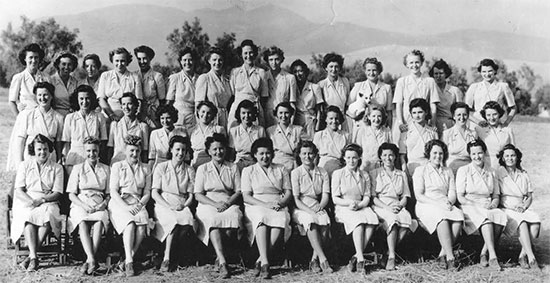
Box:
386 257 396 271
347 256 357 272
357 260 366 275
489 258 502 271
436 256 447 269
261 264 271 279
518 255 529 269
160 260 170 272
27 258 39 271
529 258 540 270
125 263 135 276
447 259 457 271
480 254 489 267
309 258 321 273
80 262 89 275
87 262 99 275
320 260 333 273
18 257 30 270
220 263 231 279
254 261 261 277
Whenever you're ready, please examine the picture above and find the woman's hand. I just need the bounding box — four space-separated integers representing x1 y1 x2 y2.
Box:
486 202 497 210
83 203 96 214
215 201 230 212
514 204 526 213
129 203 143 215
391 204 403 214
31 198 45 207
95 201 107 211
270 201 282 211
445 200 453 211
399 123 408 133
349 201 359 211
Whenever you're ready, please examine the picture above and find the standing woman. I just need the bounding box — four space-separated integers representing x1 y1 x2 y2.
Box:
456 139 507 271
195 133 243 279
465 59 516 126
67 137 110 275
108 135 152 276
476 101 515 169
371 143 416 270
242 138 292 279
8 43 49 115
496 144 541 269
263 46 297 127
81 54 102 91
195 47 233 129
332 144 379 274
97 47 143 122
290 59 324 140
148 105 188 168
11 135 63 271
63 85 108 174
267 102 303 171
190 101 225 169
313 106 350 176
413 140 464 270
134 45 166 129
50 52 79 117
352 104 392 172
228 100 267 172
442 102 477 174
291 141 333 273
318 52 351 130
227 39 269 128
429 59 464 136
152 135 196 272
167 47 199 129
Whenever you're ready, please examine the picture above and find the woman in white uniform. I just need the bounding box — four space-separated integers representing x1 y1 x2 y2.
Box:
429 59 464 136
290 59 324 140
148 105 188 169
313 106 350 176
166 47 198 129
442 102 477 175
50 52 79 117
267 102 303 171
190 101 225 169
476 101 515 169
263 46 297 127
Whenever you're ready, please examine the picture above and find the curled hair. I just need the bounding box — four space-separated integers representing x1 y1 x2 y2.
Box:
377 142 399 160
450 102 471 117
251 137 274 162
340 143 363 168
83 136 100 146
70 84 99 111
124 135 142 147
324 105 345 125
429 59 452 78
238 39 259 57
294 140 319 166
28 134 54 156
205 46 224 62
403 49 425 66
497 144 523 170
109 47 132 64
235 99 258 124
18 43 45 65
33 81 55 96
273 102 295 117
167 135 192 161
322 52 344 69
466 139 487 154
134 45 155 60
477 58 499 72
119 92 139 106
290 59 310 76
409 98 432 120
423 139 449 164
54 52 78 72
196 100 219 118
156 104 179 125
82 54 102 70
480 101 505 120
363 57 383 73
262 46 285 64
365 103 388 126
204 133 229 158
177 47 197 69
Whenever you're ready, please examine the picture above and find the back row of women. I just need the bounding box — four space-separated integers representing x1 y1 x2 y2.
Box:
7 40 538 278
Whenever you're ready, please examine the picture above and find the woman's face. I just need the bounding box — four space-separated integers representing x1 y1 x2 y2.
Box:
84 143 100 163
136 52 150 72
126 144 141 164
484 108 500 126
325 111 340 131
78 91 92 112
209 53 223 72
159 112 174 129
197 105 215 125
365 63 379 82
325 61 340 78
240 107 255 126
480 66 496 82
180 53 194 73
36 88 53 108
344 150 360 169
171 142 187 163
406 54 422 74
84 59 99 79
292 65 307 83
299 146 316 167
411 106 427 123
368 109 383 128
112 53 128 73
121 97 137 117
380 149 396 168
268 54 282 71
502 149 518 168
276 106 292 126
429 145 445 166
469 145 485 167
208 141 226 163
25 51 40 71
241 46 256 65
254 147 273 167
453 107 469 126
58 57 74 77
432 67 446 84
34 142 50 163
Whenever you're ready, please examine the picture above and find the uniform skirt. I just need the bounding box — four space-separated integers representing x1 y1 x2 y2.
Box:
334 205 379 235
108 194 150 234
68 192 110 233
153 192 195 242
195 192 242 245
416 202 464 234
243 194 291 245
461 198 507 235
292 197 331 236
373 205 417 233
11 191 63 243
502 208 541 237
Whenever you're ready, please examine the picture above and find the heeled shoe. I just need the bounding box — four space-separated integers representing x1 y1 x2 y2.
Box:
254 261 261 277
518 255 529 269
87 262 99 275
80 262 89 275
386 257 396 271
18 257 30 270
529 258 540 270
320 260 333 273
219 263 231 279
125 263 135 276
357 260 366 275
309 258 321 273
488 258 502 271
160 260 170 272
261 264 271 279
347 256 357 272
27 258 39 271
479 254 489 267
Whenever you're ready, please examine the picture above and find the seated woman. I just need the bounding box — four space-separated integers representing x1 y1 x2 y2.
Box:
476 101 515 169
152 135 195 272
332 144 379 275
290 59 324 140
442 102 477 175
190 101 225 170
371 143 417 270
63 85 108 173
242 138 292 279
67 137 110 275
108 135 152 276
413 140 464 270
456 139 507 271
50 52 79 117
148 105 188 168
263 46 297 127
11 134 63 271
352 103 392 172
195 133 242 279
496 144 541 269
291 141 333 273
313 105 350 176
267 102 303 171
228 100 266 172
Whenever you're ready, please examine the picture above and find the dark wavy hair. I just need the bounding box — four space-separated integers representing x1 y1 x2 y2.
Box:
18 43 45 65
363 57 383 73
196 100 219 118
497 144 523 170
177 47 197 68
290 59 310 76
70 84 99 111
167 135 192 161
28 134 54 156
403 49 425 66
294 140 319 166
109 47 132 64
54 52 78 72
324 105 345 125
377 142 399 160
124 134 142 147
477 58 499 72
134 45 155 60
262 46 285 64
156 104 179 125
480 101 505 120
234 99 258 124
118 92 139 105
83 136 101 146
424 139 449 164
205 46 224 63
238 39 259 58
273 102 295 118
33 82 56 108
429 59 452 78
340 143 363 168
409 98 432 120
466 139 487 154
82 54 102 70
322 52 344 69
204 133 229 158
251 137 274 162
450 102 471 117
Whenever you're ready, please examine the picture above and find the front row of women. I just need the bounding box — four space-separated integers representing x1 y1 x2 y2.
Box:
11 133 541 278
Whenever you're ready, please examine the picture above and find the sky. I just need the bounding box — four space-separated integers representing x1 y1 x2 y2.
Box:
0 0 549 38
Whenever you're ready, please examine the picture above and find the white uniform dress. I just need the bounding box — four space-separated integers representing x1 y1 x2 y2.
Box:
264 70 297 127
435 84 463 135
108 117 149 164
313 129 349 176
352 125 392 172
294 81 323 140
190 124 225 169
137 69 166 127
456 163 507 235
318 76 352 131
195 70 232 129
349 80 393 113
148 126 188 167
50 73 79 117
67 161 110 233
291 165 331 235
152 161 196 242
8 69 50 112
242 163 291 244
399 122 438 175
331 167 379 234
228 124 266 172
496 167 541 236
108 160 151 234
465 81 515 125
413 164 464 234
97 70 143 119
371 167 417 233
11 159 64 243
267 124 303 171
228 66 269 128
62 111 108 166
195 161 243 245
476 125 515 169
442 126 477 174
166 71 198 129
